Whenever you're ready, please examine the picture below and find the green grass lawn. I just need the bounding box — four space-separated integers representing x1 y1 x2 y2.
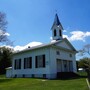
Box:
0 75 88 90
77 71 87 77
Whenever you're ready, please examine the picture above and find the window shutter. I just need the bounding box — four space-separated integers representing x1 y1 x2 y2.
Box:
24 58 26 69
35 56 37 68
43 55 45 67
19 59 21 69
30 57 32 68
14 60 16 69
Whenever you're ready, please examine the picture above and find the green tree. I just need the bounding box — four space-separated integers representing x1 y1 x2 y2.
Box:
79 44 90 82
78 57 90 69
0 47 13 74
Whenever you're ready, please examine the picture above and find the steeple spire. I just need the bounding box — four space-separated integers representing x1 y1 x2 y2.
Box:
51 14 63 41
51 13 63 30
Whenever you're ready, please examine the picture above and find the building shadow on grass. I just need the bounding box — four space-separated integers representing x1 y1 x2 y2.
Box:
55 76 87 80
55 72 87 80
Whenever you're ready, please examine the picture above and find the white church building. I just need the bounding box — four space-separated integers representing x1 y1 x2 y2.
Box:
6 14 77 79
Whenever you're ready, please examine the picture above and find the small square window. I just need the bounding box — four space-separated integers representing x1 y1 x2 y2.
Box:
70 54 72 57
56 51 60 55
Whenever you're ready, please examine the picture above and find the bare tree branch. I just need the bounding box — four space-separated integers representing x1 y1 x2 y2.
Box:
84 44 90 55
0 12 8 43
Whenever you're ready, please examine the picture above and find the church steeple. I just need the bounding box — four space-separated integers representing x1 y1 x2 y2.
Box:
51 14 63 40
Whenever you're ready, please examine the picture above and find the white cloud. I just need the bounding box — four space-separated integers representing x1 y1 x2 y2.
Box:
85 32 90 36
14 41 43 51
0 45 13 49
14 46 25 51
0 30 10 36
4 32 10 36
63 30 90 42
63 30 67 32
0 42 43 51
63 35 69 40
26 42 43 47
50 37 52 40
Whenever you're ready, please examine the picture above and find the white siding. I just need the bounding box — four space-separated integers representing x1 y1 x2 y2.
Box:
49 47 57 78
12 47 51 78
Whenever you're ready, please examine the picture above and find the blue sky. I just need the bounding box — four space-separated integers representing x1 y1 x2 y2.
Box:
0 0 90 60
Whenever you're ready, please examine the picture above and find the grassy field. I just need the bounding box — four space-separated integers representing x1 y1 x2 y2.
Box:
0 75 88 90
77 72 87 77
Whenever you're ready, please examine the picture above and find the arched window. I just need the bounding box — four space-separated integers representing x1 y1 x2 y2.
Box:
59 30 62 36
54 29 56 36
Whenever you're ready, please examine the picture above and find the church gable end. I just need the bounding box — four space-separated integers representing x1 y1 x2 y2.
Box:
55 39 76 51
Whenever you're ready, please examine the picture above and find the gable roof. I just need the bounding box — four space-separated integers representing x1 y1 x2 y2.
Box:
13 38 77 55
57 38 77 51
14 40 61 54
